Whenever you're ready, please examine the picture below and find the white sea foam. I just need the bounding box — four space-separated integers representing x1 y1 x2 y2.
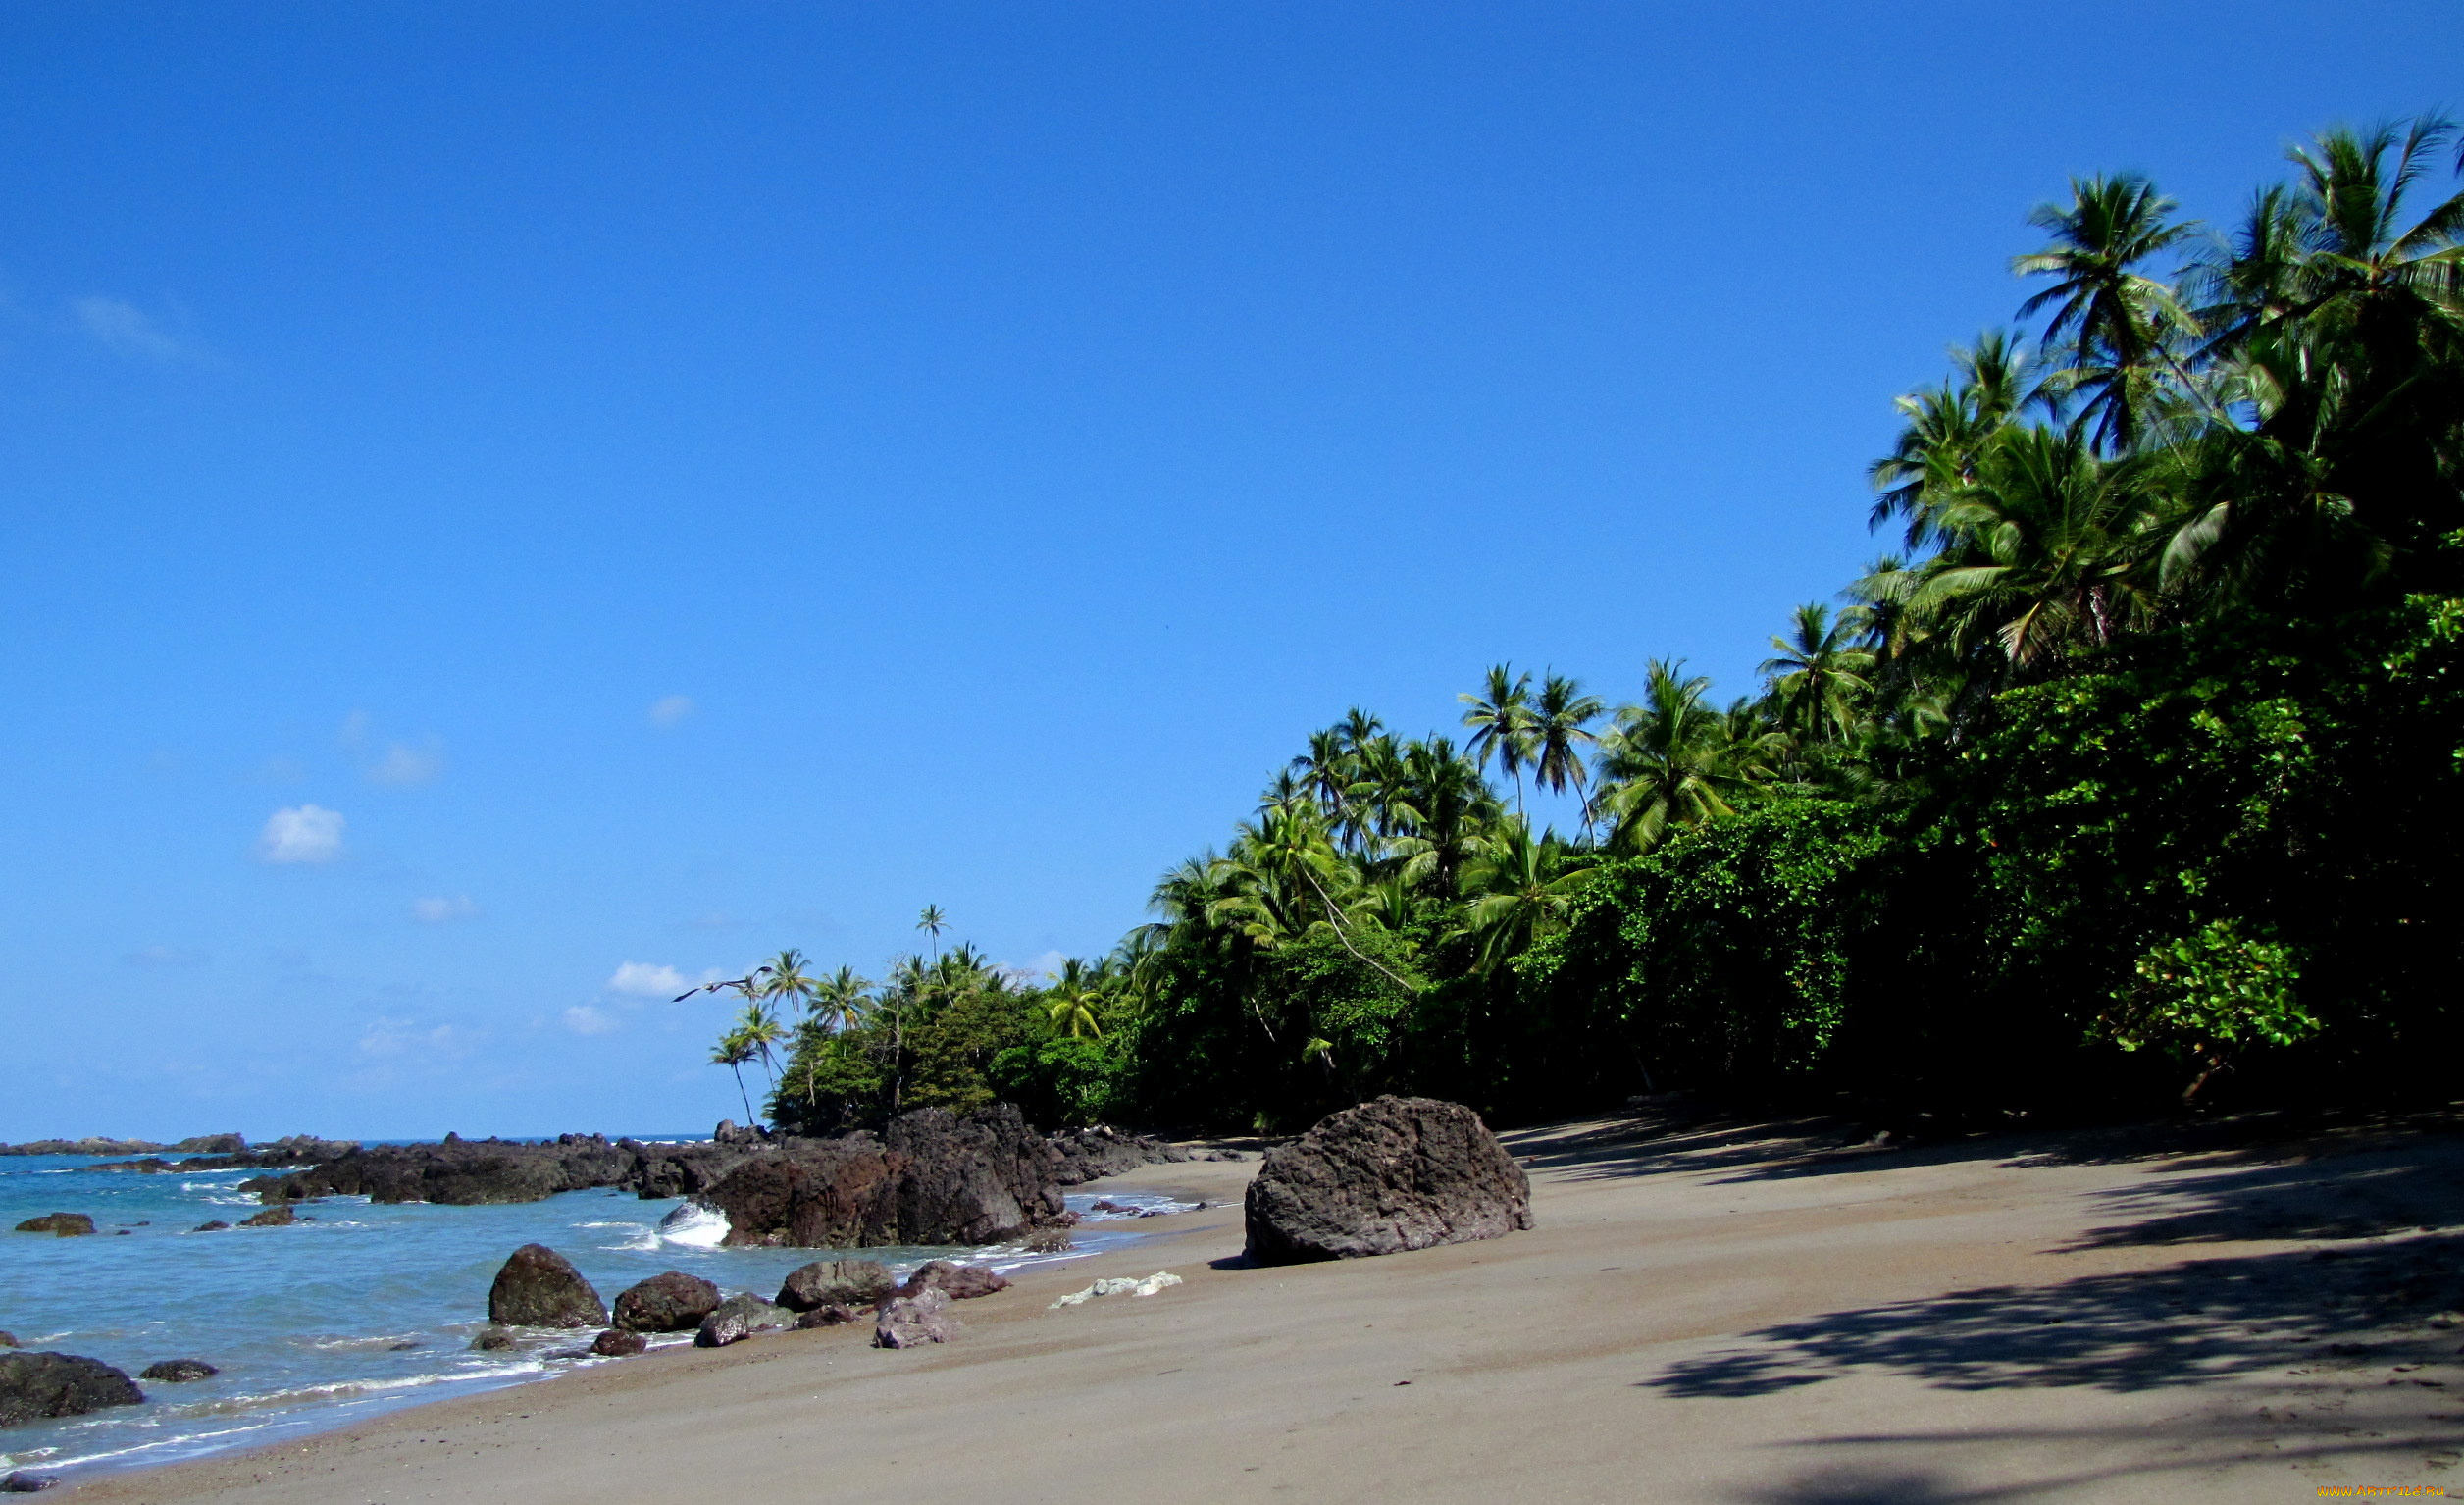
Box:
655 1201 730 1248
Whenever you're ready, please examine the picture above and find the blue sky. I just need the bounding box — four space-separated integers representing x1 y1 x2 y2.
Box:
3 2 2457 1140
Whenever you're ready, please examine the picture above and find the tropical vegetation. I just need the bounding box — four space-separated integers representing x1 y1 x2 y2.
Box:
713 117 2464 1135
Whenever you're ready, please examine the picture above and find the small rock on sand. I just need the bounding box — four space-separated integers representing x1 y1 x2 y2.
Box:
873 1287 961 1348
590 1329 647 1357
898 1260 1009 1300
694 1293 792 1348
1049 1271 1183 1308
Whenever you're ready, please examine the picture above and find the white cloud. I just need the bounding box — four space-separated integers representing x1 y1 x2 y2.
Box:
412 895 478 923
257 804 344 864
357 1016 471 1061
71 295 192 363
608 960 690 998
1020 949 1067 981
563 1005 622 1036
367 740 443 787
647 695 695 728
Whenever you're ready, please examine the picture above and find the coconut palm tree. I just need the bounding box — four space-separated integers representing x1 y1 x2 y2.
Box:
1759 603 1876 744
1453 815 1596 973
709 1026 759 1123
1529 673 1606 818
754 949 819 1020
1459 665 1538 813
1594 661 1772 853
2014 173 2200 452
809 966 871 1034
1045 958 1106 1039
916 905 947 965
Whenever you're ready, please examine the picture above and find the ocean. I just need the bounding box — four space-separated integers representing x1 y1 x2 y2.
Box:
0 1148 1183 1483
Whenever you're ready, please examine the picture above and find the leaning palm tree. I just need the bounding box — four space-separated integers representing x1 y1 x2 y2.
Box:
734 999 793 1091
709 1026 759 1124
1459 664 1538 814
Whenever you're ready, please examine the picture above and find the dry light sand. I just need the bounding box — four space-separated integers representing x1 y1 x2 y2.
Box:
67 1108 2464 1504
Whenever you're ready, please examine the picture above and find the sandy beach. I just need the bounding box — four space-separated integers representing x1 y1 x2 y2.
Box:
65 1109 2464 1504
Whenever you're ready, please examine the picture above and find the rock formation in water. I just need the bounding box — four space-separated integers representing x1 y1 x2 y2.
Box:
0 1353 143 1427
11 1215 93 1237
487 1244 609 1328
1243 1095 1532 1266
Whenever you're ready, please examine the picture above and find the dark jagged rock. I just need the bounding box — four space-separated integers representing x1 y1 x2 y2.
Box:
775 1259 896 1312
0 1334 15 1349
487 1245 608 1328
694 1105 1066 1248
872 1287 960 1348
470 1327 515 1351
1 1471 59 1491
0 1352 144 1427
238 1205 295 1228
589 1328 647 1357
612 1271 720 1334
1244 1096 1532 1266
138 1359 217 1382
793 1304 860 1328
693 1293 790 1348
626 1141 759 1201
898 1261 1010 1300
1044 1125 1190 1186
90 1158 181 1173
191 1220 231 1233
249 1136 637 1207
13 1215 93 1237
171 1133 247 1154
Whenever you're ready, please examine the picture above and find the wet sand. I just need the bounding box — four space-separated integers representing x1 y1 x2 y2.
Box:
66 1110 2464 1503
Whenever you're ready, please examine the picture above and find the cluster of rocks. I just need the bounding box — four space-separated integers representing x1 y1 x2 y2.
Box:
0 1133 248 1158
469 1241 1011 1360
91 1137 357 1174
236 1108 1190 1251
0 1347 219 1437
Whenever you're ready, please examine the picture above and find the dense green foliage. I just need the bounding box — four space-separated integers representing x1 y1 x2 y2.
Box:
713 118 2464 1132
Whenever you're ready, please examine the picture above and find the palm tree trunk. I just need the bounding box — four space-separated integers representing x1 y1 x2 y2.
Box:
731 1064 754 1124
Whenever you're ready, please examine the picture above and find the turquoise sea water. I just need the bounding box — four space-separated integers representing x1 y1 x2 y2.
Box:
0 1149 1180 1483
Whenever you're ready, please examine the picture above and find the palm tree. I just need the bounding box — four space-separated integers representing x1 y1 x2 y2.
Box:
916 905 947 964
1459 664 1538 814
1045 958 1106 1039
1453 815 1596 973
809 966 871 1034
754 948 819 1020
1870 331 2040 545
2013 173 2199 452
1759 603 1876 744
734 999 792 1090
709 1026 759 1123
1528 673 1606 820
1593 661 1772 853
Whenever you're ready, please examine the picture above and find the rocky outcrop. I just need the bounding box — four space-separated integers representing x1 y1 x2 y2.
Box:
693 1294 791 1348
775 1259 896 1312
898 1261 1009 1300
1244 1096 1531 1266
1044 1126 1189 1185
470 1327 515 1351
0 1138 164 1157
191 1220 231 1233
0 1334 15 1350
13 1215 93 1237
238 1206 295 1228
793 1304 861 1328
612 1271 720 1333
0 1353 144 1427
248 1136 638 1206
589 1329 646 1357
137 1359 216 1382
693 1105 1065 1248
625 1140 761 1200
872 1287 960 1348
487 1245 609 1328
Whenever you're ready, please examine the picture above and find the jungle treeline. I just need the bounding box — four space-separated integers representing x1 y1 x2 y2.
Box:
717 118 2464 1135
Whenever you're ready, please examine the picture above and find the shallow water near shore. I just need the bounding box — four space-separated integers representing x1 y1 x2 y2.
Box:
0 1150 1186 1482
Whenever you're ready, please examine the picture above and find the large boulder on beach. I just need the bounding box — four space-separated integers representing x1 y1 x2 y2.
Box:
694 1104 1064 1248
13 1214 93 1237
872 1287 961 1348
612 1271 721 1333
487 1244 609 1328
775 1258 896 1312
899 1260 1010 1300
1244 1096 1531 1266
0 1353 143 1427
693 1293 792 1348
